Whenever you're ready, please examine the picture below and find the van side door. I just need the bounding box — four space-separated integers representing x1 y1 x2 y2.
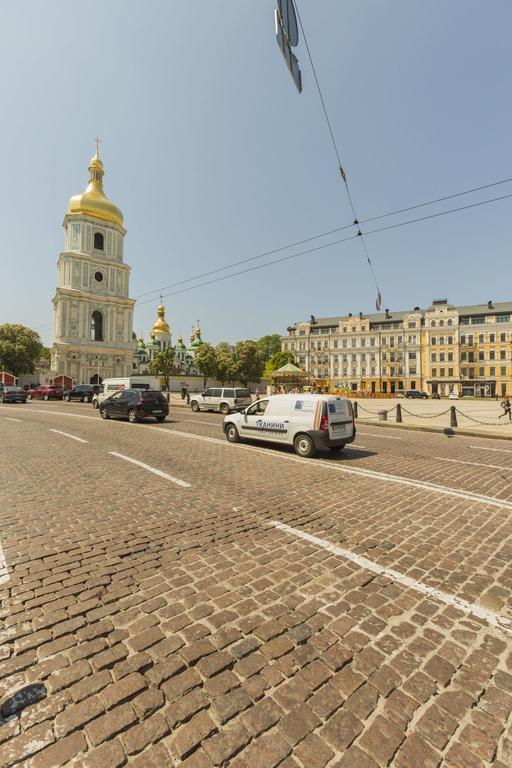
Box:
240 399 289 442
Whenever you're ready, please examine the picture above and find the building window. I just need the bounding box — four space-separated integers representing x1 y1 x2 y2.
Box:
93 232 104 250
431 353 437 362
490 351 495 360
90 311 103 342
479 351 484 361
447 319 453 326
460 335 466 344
440 368 445 377
440 353 445 361
431 337 436 345
431 320 436 327
448 368 453 377
500 333 506 342
479 334 484 343
479 367 485 377
408 322 416 329
490 367 496 376
496 315 510 323
501 367 507 377
500 349 506 360
432 368 437 376
439 319 444 326
448 352 453 361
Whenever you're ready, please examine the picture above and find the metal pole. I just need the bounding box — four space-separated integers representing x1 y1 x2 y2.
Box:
396 403 402 423
450 406 458 428
353 401 358 418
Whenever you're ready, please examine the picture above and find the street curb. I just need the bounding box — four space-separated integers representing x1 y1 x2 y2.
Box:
356 418 512 441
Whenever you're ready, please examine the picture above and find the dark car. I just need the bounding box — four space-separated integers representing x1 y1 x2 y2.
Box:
26 385 63 401
99 389 169 423
0 386 28 404
64 385 96 403
405 390 428 399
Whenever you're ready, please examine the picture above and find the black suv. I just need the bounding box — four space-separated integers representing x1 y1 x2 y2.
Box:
405 390 428 399
99 389 169 423
64 385 96 403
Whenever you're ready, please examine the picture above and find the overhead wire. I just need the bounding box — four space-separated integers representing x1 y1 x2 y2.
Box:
133 174 512 303
33 187 512 332
293 0 383 307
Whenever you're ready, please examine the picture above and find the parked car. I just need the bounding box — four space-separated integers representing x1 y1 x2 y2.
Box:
448 392 459 400
405 390 428 399
0 386 28 404
64 385 96 403
99 389 169 423
190 387 252 414
396 392 405 398
26 385 63 401
224 393 355 458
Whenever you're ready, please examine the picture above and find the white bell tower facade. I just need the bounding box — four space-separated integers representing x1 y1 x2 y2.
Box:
51 146 135 383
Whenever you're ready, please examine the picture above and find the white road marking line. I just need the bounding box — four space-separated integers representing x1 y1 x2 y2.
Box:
270 521 512 637
154 428 512 510
358 432 403 440
434 455 508 471
472 445 512 454
108 452 191 488
20 409 512 510
49 429 88 444
4 418 21 422
180 419 223 427
0 543 8 585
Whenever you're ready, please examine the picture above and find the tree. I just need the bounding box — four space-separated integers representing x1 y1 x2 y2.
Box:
233 340 264 387
256 333 281 363
0 324 43 376
148 347 176 392
263 350 295 377
194 343 217 388
215 343 237 386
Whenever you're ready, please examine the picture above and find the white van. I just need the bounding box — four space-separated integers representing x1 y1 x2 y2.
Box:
224 394 355 457
92 376 161 409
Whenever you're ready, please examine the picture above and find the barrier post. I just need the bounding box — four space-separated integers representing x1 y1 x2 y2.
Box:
450 406 458 428
353 401 358 418
396 403 402 423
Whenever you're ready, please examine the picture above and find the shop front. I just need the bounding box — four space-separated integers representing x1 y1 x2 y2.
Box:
460 380 496 398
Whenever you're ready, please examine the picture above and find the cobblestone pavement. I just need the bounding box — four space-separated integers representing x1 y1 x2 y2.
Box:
0 402 511 767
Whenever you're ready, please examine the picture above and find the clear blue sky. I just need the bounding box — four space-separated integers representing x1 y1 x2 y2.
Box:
1 1 511 347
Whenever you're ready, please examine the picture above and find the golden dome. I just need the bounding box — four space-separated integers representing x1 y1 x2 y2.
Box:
68 149 124 226
152 303 170 335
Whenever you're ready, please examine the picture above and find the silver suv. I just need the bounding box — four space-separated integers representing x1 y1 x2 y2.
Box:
190 387 252 414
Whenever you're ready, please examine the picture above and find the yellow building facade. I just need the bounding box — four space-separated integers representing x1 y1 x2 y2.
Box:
282 299 512 397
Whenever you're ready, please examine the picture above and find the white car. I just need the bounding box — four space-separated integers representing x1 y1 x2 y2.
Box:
190 387 252 415
448 392 459 400
224 393 355 458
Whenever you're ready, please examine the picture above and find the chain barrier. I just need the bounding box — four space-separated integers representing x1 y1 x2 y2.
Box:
455 409 512 427
355 401 511 427
399 406 452 420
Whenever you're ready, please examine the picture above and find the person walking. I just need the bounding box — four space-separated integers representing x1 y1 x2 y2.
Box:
499 395 511 420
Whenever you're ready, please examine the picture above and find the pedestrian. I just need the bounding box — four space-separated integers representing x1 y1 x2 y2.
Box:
181 386 186 400
499 395 511 421
255 388 260 400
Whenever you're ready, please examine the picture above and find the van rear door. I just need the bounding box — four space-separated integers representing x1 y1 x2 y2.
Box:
327 398 353 440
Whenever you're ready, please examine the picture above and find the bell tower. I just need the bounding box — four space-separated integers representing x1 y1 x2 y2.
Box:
51 143 136 383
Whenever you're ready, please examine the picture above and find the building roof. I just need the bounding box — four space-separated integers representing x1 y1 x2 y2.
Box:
289 300 512 329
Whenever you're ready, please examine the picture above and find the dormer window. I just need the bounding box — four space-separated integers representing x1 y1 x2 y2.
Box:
94 232 104 251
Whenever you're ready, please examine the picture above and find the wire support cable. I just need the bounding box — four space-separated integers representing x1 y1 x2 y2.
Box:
294 0 382 303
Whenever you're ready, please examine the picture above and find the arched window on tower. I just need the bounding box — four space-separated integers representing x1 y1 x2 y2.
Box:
91 311 103 342
94 232 104 250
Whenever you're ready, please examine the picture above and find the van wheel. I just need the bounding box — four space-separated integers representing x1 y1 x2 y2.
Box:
220 403 230 414
64 394 71 402
128 409 139 424
43 394 49 401
191 401 200 412
92 400 99 409
294 434 316 458
225 424 240 443
329 444 345 453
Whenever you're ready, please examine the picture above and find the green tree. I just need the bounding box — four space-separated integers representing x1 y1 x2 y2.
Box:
148 347 176 392
0 324 43 376
256 333 281 363
194 342 217 388
233 340 264 387
263 350 295 376
215 343 237 385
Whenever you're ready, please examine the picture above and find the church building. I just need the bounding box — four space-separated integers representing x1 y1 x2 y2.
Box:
51 145 135 383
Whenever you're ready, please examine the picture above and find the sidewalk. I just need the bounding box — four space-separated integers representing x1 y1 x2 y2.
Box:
355 398 512 440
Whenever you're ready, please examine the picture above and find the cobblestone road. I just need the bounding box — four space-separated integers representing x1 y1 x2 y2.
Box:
1 401 511 767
